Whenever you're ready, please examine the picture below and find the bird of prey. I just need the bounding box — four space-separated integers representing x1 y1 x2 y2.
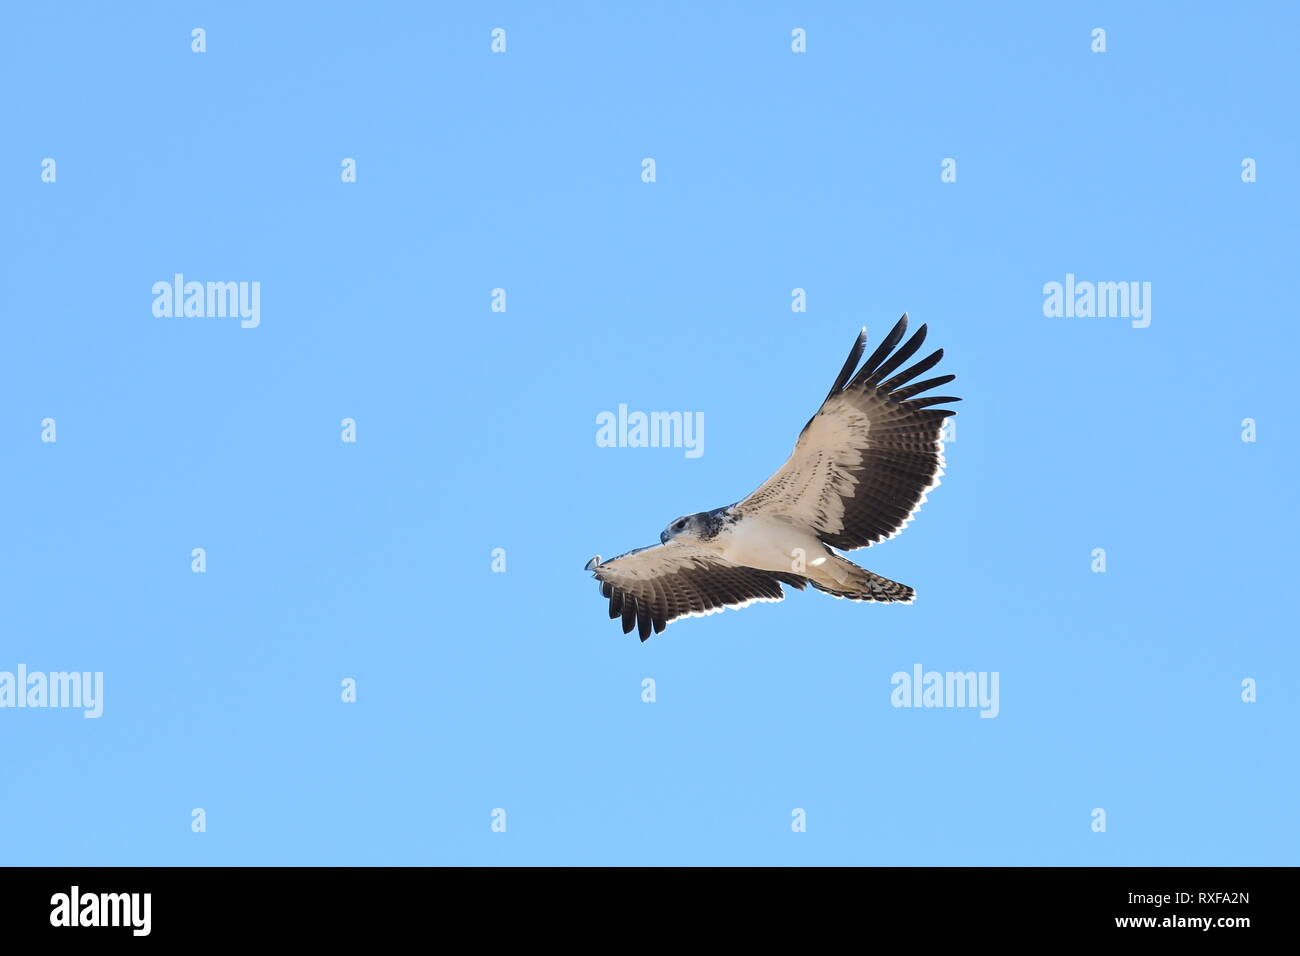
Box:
584 314 960 641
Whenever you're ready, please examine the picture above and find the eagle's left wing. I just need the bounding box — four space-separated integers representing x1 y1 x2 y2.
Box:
733 315 960 551
585 541 806 641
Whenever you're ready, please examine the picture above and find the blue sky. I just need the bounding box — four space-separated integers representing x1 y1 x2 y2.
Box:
2 1 1296 866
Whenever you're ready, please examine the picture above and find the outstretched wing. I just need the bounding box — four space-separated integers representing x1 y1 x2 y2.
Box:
585 542 806 641
734 314 960 551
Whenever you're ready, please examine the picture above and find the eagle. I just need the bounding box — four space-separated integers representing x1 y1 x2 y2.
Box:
584 315 960 641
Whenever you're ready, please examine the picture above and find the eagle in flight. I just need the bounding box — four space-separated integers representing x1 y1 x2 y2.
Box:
584 315 960 641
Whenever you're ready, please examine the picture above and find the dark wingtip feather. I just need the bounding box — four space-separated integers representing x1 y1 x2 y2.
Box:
825 327 868 400
905 395 962 410
855 314 909 383
917 407 959 422
880 347 944 392
892 373 957 402
861 324 928 387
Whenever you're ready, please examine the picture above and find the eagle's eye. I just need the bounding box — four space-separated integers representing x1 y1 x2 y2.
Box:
673 520 686 532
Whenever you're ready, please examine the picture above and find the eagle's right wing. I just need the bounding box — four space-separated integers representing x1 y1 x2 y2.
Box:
585 541 806 641
733 315 960 551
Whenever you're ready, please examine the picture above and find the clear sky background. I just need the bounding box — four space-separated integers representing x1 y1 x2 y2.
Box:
2 2 1296 866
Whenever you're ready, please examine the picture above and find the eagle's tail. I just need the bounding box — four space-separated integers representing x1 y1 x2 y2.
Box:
808 554 915 604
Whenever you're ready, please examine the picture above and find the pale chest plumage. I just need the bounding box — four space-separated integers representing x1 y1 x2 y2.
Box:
704 514 827 574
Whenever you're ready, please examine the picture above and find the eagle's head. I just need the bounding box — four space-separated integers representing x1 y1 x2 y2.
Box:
661 513 706 544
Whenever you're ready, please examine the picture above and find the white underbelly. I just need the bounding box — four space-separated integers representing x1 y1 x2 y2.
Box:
712 516 826 573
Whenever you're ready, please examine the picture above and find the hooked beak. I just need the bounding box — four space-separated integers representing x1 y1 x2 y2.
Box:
660 531 670 545
584 555 601 571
